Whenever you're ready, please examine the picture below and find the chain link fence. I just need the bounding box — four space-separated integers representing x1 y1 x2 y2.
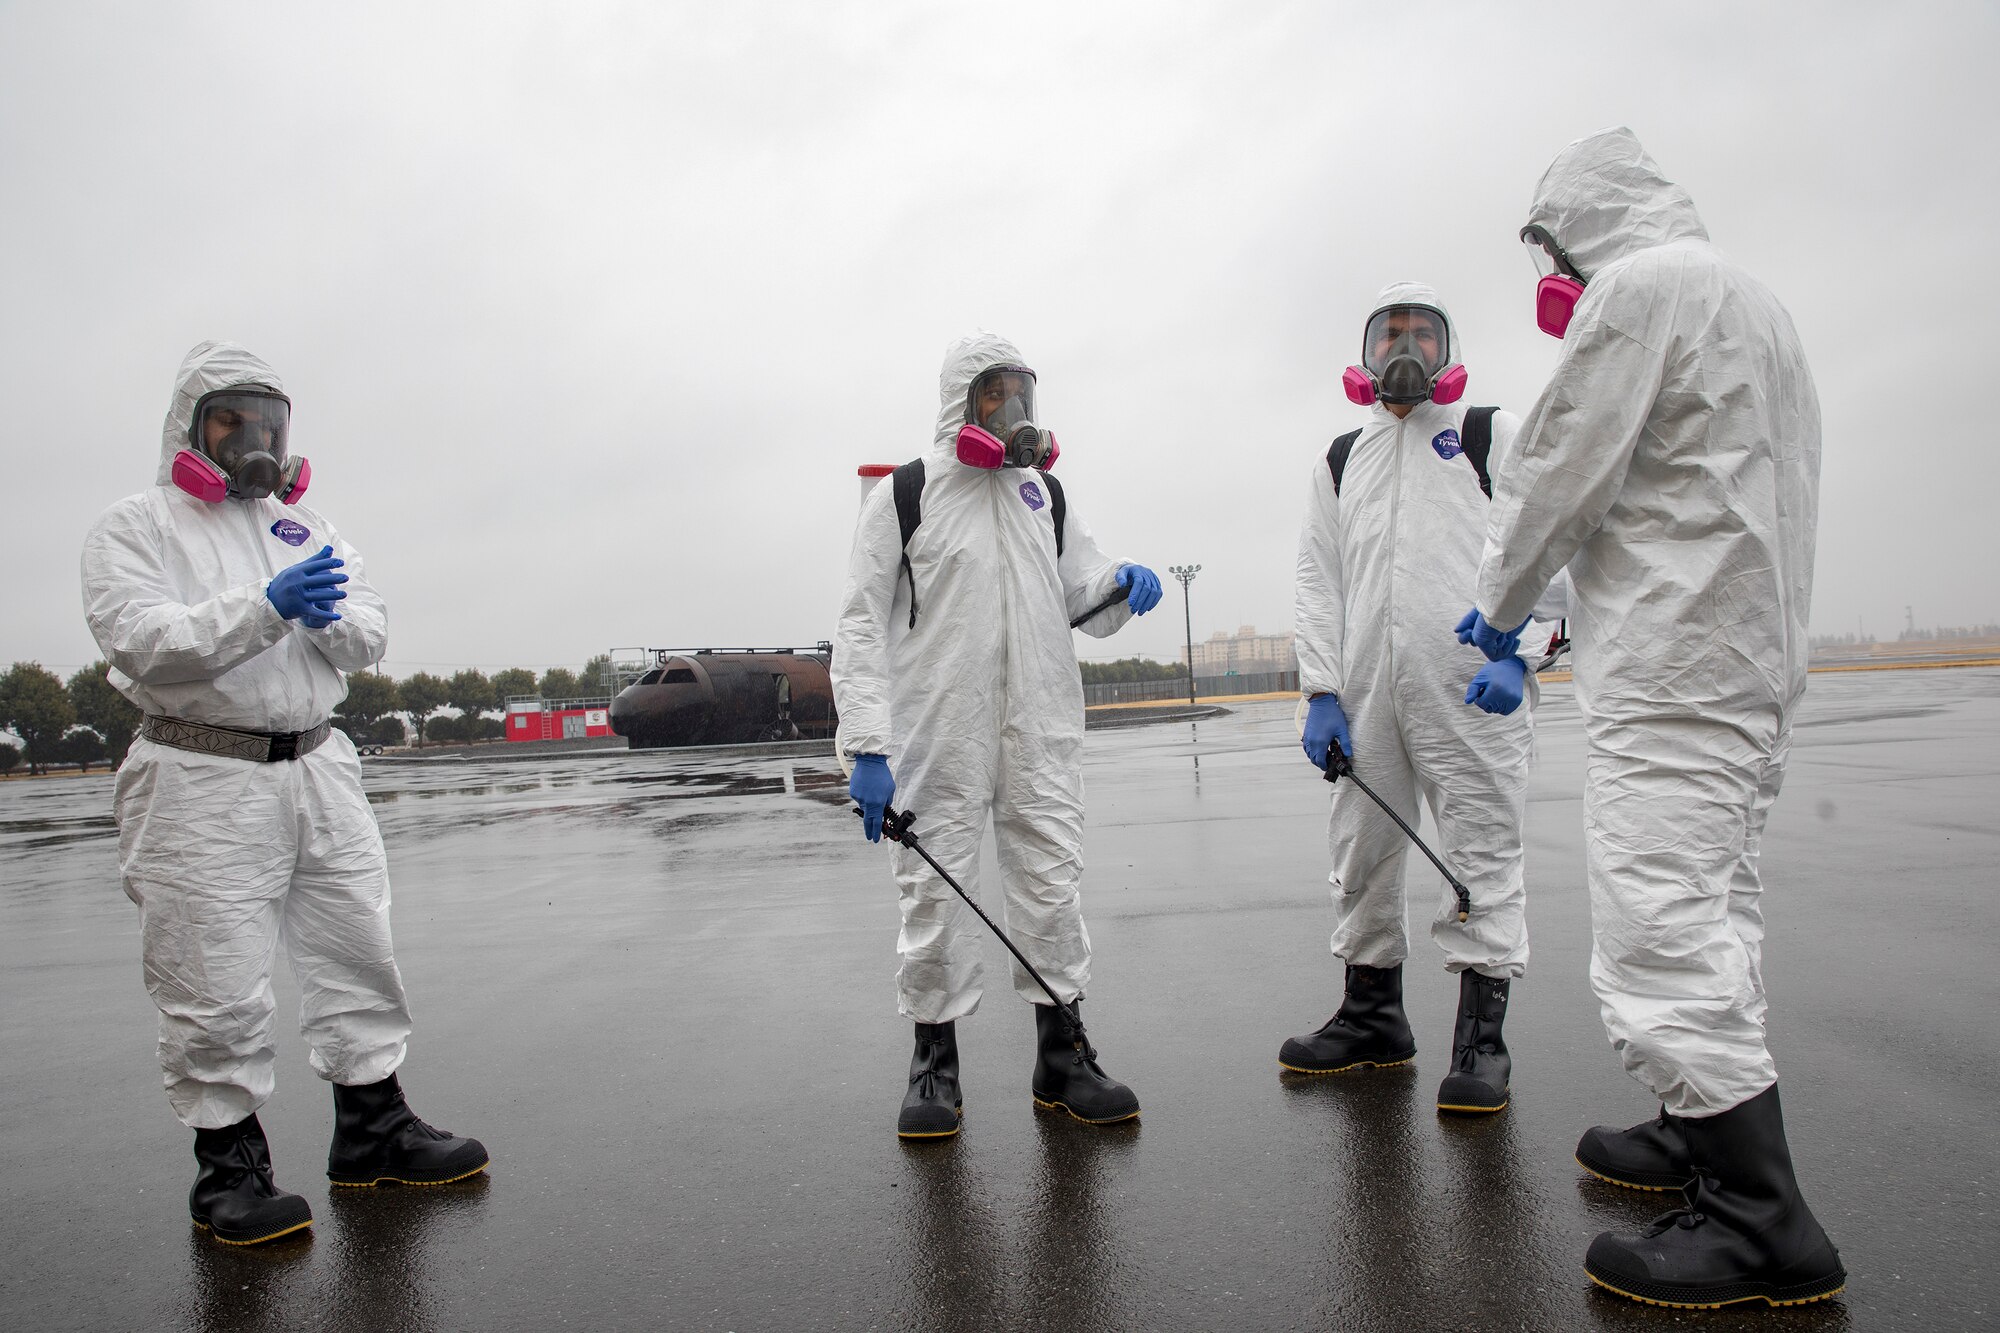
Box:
1082 670 1298 706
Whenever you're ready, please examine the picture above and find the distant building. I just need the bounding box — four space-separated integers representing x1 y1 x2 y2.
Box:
506 696 614 742
1184 625 1297 678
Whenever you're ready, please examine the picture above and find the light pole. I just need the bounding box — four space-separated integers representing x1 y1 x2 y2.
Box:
1169 564 1201 705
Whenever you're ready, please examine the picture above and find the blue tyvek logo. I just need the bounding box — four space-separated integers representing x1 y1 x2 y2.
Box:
1019 481 1046 511
1432 429 1463 461
271 519 312 546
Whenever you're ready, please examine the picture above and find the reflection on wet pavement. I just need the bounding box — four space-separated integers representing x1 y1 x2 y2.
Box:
2 669 1993 1329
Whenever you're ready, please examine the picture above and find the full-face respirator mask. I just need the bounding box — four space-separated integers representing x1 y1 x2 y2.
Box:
1520 223 1586 339
956 364 1059 471
1342 304 1466 408
171 386 311 503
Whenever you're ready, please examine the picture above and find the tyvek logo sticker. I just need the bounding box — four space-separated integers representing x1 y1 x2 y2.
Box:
271 519 312 546
1019 481 1046 511
1432 429 1463 461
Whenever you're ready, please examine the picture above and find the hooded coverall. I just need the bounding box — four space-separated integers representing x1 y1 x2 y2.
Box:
80 342 412 1129
833 331 1134 1024
1474 128 1822 1117
1297 282 1567 980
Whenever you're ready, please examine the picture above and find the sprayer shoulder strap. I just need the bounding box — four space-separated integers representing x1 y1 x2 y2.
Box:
890 459 925 629
1326 409 1497 499
1460 406 1497 500
1040 470 1066 559
890 459 1066 629
1325 429 1363 497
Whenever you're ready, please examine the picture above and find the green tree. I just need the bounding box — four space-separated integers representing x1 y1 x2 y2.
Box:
335 670 401 746
491 668 538 701
538 667 580 701
1080 657 1184 686
446 669 496 743
60 727 108 774
398 671 450 747
0 663 78 775
67 661 141 768
579 654 613 696
0 742 19 776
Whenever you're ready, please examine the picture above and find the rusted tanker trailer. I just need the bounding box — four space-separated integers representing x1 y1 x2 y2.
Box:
608 645 837 749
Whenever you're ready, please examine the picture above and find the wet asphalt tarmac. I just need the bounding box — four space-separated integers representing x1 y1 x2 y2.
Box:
3 668 1996 1331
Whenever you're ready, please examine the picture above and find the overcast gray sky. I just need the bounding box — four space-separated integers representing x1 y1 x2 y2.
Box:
5 1 1994 680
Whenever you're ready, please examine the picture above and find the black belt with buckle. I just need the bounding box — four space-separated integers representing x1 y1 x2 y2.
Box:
141 715 334 763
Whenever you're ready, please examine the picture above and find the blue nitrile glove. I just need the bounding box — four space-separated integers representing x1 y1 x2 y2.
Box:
1302 693 1352 770
1464 656 1530 716
267 546 347 624
850 754 895 843
1454 607 1529 662
1116 564 1162 615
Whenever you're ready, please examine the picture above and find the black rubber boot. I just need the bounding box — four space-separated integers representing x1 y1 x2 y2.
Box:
1436 970 1511 1113
1577 1105 1692 1191
897 1021 962 1140
1278 963 1417 1074
327 1072 489 1187
1031 1002 1139 1125
190 1113 314 1245
1584 1084 1845 1309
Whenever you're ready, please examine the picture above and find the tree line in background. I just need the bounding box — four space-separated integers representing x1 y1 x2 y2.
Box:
1810 624 2000 649
0 654 616 775
1078 657 1186 685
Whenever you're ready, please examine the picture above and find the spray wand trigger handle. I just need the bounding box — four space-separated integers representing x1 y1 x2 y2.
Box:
881 806 916 845
852 805 918 846
1322 749 1353 784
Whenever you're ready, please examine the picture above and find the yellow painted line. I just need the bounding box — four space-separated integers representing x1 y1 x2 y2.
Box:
1085 654 2000 711
1086 691 1293 712
1810 657 2000 674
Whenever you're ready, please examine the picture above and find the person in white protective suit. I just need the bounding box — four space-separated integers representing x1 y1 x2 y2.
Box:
834 331 1163 1139
1462 128 1842 1309
80 342 487 1247
1281 282 1568 1116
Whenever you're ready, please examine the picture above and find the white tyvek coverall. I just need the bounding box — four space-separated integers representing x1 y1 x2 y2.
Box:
833 332 1135 1024
80 342 411 1130
1297 282 1568 981
1475 129 1821 1118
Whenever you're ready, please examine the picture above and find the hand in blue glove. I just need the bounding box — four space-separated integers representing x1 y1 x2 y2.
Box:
1301 692 1352 770
1116 564 1162 615
1464 656 1529 715
849 753 896 843
267 546 347 624
1454 607 1529 662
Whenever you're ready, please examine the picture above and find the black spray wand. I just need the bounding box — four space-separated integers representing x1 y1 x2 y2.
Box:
1322 749 1473 924
1068 587 1129 630
858 805 1093 1050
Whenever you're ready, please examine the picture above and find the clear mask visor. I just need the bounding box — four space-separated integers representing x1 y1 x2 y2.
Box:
1361 305 1450 379
192 388 291 473
1520 224 1582 282
965 365 1038 437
